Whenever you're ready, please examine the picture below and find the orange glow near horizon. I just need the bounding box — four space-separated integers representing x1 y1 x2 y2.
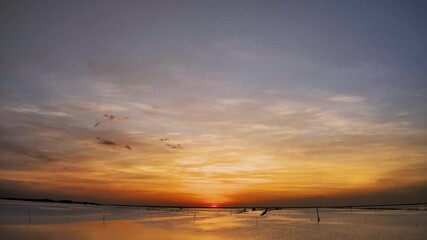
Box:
1 129 425 206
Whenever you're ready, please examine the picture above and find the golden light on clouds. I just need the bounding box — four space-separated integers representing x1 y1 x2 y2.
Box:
1 94 425 206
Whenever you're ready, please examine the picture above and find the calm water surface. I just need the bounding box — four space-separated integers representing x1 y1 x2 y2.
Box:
0 200 426 240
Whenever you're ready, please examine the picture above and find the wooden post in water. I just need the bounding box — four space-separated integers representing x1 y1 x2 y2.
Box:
193 212 196 222
28 210 31 222
316 208 320 222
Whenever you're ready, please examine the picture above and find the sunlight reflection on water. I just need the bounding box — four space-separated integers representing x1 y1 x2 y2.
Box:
0 200 426 240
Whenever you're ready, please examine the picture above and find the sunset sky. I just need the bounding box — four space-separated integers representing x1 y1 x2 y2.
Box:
1 0 426 207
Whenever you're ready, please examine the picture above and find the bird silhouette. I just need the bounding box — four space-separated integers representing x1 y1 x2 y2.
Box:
166 143 183 149
96 137 116 145
94 121 102 127
104 114 116 120
94 114 129 127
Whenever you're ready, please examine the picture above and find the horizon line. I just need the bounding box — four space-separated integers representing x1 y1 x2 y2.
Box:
1 197 426 210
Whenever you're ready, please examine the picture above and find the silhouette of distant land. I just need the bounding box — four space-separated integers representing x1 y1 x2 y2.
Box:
0 197 101 206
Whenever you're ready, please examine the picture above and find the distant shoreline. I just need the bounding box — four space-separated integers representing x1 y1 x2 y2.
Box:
1 197 426 210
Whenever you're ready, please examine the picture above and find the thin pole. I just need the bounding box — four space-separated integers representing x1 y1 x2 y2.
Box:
28 210 31 222
316 208 320 222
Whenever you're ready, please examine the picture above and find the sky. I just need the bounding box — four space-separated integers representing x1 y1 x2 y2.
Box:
0 0 426 207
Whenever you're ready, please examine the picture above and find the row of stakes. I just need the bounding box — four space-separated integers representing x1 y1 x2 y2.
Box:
31 207 414 226
26 208 319 223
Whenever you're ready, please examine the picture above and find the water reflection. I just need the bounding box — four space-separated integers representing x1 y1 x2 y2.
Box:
1 200 426 240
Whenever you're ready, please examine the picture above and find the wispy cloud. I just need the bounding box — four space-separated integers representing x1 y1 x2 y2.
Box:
5 106 71 117
328 95 365 103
